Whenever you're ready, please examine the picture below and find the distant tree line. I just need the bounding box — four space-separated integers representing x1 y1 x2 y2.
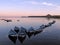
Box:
28 14 60 18
46 14 60 18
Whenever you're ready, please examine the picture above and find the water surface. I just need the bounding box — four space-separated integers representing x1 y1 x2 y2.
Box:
0 18 60 45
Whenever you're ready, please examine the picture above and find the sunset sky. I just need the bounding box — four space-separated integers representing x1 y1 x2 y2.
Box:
0 0 60 16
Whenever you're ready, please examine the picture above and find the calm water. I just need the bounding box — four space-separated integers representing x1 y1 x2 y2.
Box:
0 18 60 45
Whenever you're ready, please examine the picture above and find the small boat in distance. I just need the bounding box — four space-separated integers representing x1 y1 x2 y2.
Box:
51 20 56 24
4 19 12 22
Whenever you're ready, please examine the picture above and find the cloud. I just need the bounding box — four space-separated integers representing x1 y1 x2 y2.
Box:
20 0 60 8
42 2 53 6
23 1 54 6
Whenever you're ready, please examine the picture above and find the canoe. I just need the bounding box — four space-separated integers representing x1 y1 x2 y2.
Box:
9 29 17 36
14 26 19 33
8 29 17 44
20 27 27 33
34 27 43 35
18 27 26 43
26 27 35 38
40 24 46 29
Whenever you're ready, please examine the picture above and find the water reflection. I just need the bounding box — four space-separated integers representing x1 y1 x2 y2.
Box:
8 35 17 44
18 27 27 43
26 27 35 38
4 20 12 22
8 20 56 44
8 30 17 44
34 30 43 36
18 35 26 43
17 20 20 22
8 29 43 44
1 19 12 22
8 27 43 44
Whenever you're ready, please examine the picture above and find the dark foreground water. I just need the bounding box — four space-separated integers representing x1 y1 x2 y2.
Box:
0 18 60 45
